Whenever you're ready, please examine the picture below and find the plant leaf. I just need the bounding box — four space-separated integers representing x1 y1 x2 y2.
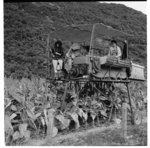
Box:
55 114 66 124
117 97 121 104
82 111 88 121
72 98 78 106
44 109 48 126
114 118 122 124
96 102 103 108
7 128 14 138
90 111 96 120
26 101 34 110
77 108 84 118
67 112 80 129
26 109 35 120
10 113 17 120
10 105 17 111
13 131 21 141
29 119 38 131
31 107 35 113
24 130 30 139
20 112 37 130
35 100 43 105
143 95 147 103
131 97 136 109
61 119 70 130
118 104 121 108
36 94 42 100
115 84 127 92
19 123 27 137
55 114 70 130
5 98 11 108
126 103 131 111
52 127 58 137
11 119 19 123
40 117 45 126
5 115 13 134
46 93 54 102
98 96 108 100
138 101 142 109
12 93 24 104
91 100 97 105
44 103 51 109
100 110 107 117
35 112 41 119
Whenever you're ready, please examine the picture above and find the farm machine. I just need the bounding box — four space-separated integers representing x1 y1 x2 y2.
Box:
46 23 145 125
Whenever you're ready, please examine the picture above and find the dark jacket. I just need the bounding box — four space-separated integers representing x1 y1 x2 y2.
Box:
122 42 128 60
52 40 64 60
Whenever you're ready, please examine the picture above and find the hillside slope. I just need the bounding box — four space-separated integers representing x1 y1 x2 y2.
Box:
4 2 147 78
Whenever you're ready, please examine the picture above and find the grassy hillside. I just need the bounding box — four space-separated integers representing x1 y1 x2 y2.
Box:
4 2 147 78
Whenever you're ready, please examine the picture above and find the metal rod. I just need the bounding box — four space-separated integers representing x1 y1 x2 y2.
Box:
47 78 131 83
122 103 127 138
88 24 96 75
89 24 96 55
46 34 50 96
103 66 113 79
61 82 68 111
126 83 134 124
116 69 121 78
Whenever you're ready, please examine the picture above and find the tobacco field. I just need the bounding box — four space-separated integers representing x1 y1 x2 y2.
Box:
4 76 147 145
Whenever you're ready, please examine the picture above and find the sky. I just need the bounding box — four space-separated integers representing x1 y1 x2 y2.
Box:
99 2 147 15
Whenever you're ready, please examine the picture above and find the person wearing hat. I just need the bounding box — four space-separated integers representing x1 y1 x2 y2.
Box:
65 43 81 71
66 43 81 58
51 40 64 79
108 40 122 58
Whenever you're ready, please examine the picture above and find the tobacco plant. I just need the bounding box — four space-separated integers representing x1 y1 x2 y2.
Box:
4 77 146 145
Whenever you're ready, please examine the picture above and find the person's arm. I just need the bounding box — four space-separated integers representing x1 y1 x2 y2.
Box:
51 48 55 57
60 48 64 58
55 48 62 56
116 46 121 57
66 47 72 57
55 52 61 55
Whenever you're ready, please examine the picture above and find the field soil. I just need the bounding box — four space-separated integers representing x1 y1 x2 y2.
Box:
24 115 147 146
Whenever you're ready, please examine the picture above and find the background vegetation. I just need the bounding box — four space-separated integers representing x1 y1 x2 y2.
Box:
4 2 147 78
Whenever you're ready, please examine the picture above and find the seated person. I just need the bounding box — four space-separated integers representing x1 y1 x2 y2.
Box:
108 40 121 58
51 40 64 78
66 43 81 58
65 43 81 71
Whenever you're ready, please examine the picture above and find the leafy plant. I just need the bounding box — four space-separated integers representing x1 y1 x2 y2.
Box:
4 77 57 145
4 77 146 146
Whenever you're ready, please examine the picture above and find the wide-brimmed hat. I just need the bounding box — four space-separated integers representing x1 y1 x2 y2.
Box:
71 43 80 50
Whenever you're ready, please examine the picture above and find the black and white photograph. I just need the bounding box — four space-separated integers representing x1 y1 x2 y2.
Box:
3 1 147 146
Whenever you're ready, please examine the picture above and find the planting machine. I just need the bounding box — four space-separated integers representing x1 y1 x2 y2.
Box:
46 23 145 125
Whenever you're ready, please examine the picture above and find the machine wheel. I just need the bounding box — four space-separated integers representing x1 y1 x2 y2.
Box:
133 110 142 125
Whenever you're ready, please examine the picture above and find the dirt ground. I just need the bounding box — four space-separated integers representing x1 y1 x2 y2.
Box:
24 115 147 146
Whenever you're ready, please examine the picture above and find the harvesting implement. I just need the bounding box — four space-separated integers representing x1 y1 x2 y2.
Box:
47 23 145 125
